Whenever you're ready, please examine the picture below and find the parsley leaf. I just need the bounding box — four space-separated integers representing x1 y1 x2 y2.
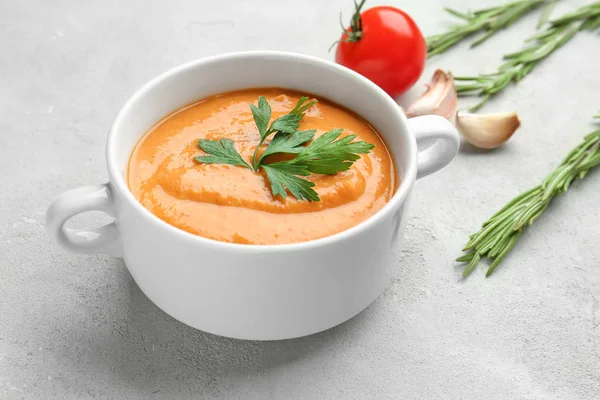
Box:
258 129 316 164
249 96 271 139
249 96 317 169
269 113 302 134
260 128 375 201
261 163 319 202
290 96 319 117
290 128 375 175
195 138 251 169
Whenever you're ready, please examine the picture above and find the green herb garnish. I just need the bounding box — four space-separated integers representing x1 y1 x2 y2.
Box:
196 139 251 169
454 2 600 110
426 0 549 58
195 96 374 202
457 114 600 277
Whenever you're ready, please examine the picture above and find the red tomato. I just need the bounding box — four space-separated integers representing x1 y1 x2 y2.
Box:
335 6 427 98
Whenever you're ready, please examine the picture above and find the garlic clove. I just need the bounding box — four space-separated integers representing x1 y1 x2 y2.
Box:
456 111 520 149
405 69 457 120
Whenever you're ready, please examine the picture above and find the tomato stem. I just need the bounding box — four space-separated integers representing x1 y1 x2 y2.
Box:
329 0 367 52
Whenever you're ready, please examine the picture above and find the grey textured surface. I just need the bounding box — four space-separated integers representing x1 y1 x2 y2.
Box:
1 0 599 399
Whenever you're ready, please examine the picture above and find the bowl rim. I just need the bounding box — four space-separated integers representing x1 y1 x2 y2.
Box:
106 50 417 253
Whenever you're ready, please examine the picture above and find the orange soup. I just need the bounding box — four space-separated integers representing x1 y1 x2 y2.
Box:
128 88 395 244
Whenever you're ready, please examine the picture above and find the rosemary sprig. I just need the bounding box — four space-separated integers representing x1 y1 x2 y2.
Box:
457 115 600 277
455 2 600 110
536 0 558 28
426 0 547 58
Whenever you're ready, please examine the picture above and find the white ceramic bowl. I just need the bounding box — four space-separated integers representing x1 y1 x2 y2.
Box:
46 51 459 340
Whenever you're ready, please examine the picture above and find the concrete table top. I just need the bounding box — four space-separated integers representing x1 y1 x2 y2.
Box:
1 0 599 398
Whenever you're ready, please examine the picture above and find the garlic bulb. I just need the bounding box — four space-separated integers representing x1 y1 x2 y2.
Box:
456 111 520 149
405 69 457 120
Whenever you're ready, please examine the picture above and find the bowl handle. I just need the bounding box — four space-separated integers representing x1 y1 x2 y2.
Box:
46 183 123 256
408 115 460 179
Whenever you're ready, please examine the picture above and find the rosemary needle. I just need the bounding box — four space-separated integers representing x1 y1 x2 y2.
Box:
536 0 558 28
426 0 547 58
455 2 600 110
457 115 600 278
